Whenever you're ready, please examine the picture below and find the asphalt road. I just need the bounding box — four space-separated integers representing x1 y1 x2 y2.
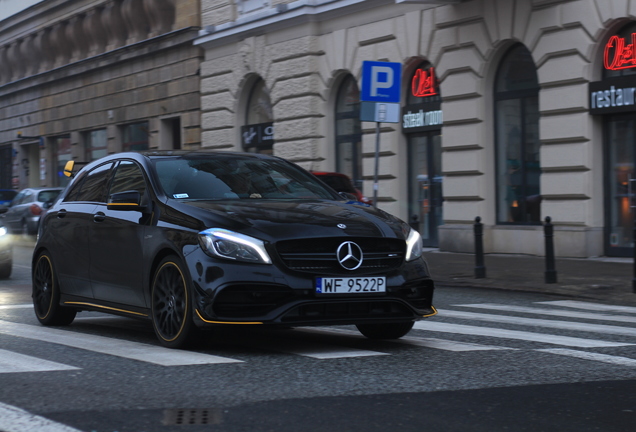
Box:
1 241 635 432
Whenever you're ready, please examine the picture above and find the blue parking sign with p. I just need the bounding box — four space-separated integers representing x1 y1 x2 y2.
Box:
360 61 401 103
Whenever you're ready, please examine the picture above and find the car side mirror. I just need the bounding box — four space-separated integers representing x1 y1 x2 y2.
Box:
107 190 144 211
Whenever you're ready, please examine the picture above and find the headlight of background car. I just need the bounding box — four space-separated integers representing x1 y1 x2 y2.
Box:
405 228 423 262
198 228 272 264
0 227 7 237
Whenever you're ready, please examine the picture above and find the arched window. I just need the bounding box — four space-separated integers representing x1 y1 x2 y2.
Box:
335 75 362 189
495 44 540 224
243 78 274 154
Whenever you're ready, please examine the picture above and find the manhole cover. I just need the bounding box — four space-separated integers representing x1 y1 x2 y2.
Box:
162 408 223 425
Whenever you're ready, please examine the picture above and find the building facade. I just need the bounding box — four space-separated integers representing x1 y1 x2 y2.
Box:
0 0 203 190
194 0 636 258
2 0 636 259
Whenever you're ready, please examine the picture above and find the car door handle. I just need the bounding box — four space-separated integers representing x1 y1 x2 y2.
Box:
93 212 106 223
57 209 67 218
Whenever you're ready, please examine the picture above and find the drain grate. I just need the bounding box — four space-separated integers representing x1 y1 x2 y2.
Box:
162 408 223 425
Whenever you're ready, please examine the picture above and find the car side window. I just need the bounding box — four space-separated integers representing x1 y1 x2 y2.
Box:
63 171 88 202
74 163 114 203
22 190 34 204
10 191 25 206
109 161 147 200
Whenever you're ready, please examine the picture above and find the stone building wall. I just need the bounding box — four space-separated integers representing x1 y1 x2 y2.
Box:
0 0 202 188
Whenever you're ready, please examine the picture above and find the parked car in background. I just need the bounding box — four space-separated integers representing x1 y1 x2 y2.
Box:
33 151 436 348
3 187 63 235
311 171 372 204
0 206 11 279
0 189 17 206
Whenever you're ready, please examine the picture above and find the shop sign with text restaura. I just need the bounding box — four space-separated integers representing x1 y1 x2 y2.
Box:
589 31 636 116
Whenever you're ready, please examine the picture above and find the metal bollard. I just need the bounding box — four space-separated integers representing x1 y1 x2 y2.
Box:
474 216 486 278
544 216 557 284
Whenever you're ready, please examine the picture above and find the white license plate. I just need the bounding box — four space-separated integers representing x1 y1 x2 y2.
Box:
316 277 386 294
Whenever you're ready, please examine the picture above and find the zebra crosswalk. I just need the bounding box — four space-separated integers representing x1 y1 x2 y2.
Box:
0 299 635 373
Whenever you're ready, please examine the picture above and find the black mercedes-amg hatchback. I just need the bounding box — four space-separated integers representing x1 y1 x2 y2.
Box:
33 151 436 348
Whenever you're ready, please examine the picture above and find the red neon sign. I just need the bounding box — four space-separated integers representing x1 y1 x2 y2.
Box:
604 33 636 70
411 67 438 97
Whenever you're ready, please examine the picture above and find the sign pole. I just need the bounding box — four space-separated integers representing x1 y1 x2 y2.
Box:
373 121 381 207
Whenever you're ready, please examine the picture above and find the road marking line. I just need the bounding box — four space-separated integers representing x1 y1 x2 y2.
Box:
413 322 632 348
286 346 389 359
536 300 636 314
0 304 33 310
0 349 79 373
0 320 242 366
538 348 636 367
439 309 636 337
0 401 83 432
450 303 636 324
305 327 515 352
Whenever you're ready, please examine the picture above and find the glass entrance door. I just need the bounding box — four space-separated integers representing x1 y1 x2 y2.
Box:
606 115 636 257
408 132 443 247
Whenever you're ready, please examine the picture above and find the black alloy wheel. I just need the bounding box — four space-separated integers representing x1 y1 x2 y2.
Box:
32 252 76 326
356 321 414 339
151 256 198 348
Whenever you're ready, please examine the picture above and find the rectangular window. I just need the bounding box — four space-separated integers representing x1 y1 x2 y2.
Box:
85 129 108 161
122 122 149 152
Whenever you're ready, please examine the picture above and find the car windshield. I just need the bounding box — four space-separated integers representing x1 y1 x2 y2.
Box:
0 190 16 201
37 190 61 203
153 156 339 201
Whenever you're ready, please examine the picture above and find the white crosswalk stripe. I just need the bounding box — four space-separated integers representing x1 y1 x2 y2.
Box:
0 320 242 366
0 349 79 373
438 309 636 337
536 300 636 314
413 321 632 348
538 349 636 367
452 303 636 324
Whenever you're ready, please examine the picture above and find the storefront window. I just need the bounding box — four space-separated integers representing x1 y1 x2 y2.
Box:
52 136 72 187
122 122 149 152
335 75 362 190
243 78 274 154
403 62 443 247
85 129 108 161
495 45 540 224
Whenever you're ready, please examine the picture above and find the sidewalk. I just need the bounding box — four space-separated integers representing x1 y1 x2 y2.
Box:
423 249 636 305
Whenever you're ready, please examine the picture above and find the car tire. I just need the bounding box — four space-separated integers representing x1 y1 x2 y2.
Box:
151 256 199 348
356 321 414 339
0 260 11 279
32 251 77 326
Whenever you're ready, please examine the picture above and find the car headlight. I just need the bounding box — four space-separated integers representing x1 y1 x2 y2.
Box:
198 228 272 264
405 228 423 262
0 226 7 237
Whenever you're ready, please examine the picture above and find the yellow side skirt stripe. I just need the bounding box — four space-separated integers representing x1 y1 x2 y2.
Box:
64 302 148 317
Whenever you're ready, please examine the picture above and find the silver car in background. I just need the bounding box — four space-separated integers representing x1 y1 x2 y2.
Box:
2 187 63 236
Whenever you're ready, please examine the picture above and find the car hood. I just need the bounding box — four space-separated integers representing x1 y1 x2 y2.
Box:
171 199 407 242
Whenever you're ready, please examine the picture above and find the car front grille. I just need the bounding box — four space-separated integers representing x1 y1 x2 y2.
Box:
213 284 301 318
275 237 405 275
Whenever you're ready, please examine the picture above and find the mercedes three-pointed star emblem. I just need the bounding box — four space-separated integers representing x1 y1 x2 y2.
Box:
336 241 363 270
